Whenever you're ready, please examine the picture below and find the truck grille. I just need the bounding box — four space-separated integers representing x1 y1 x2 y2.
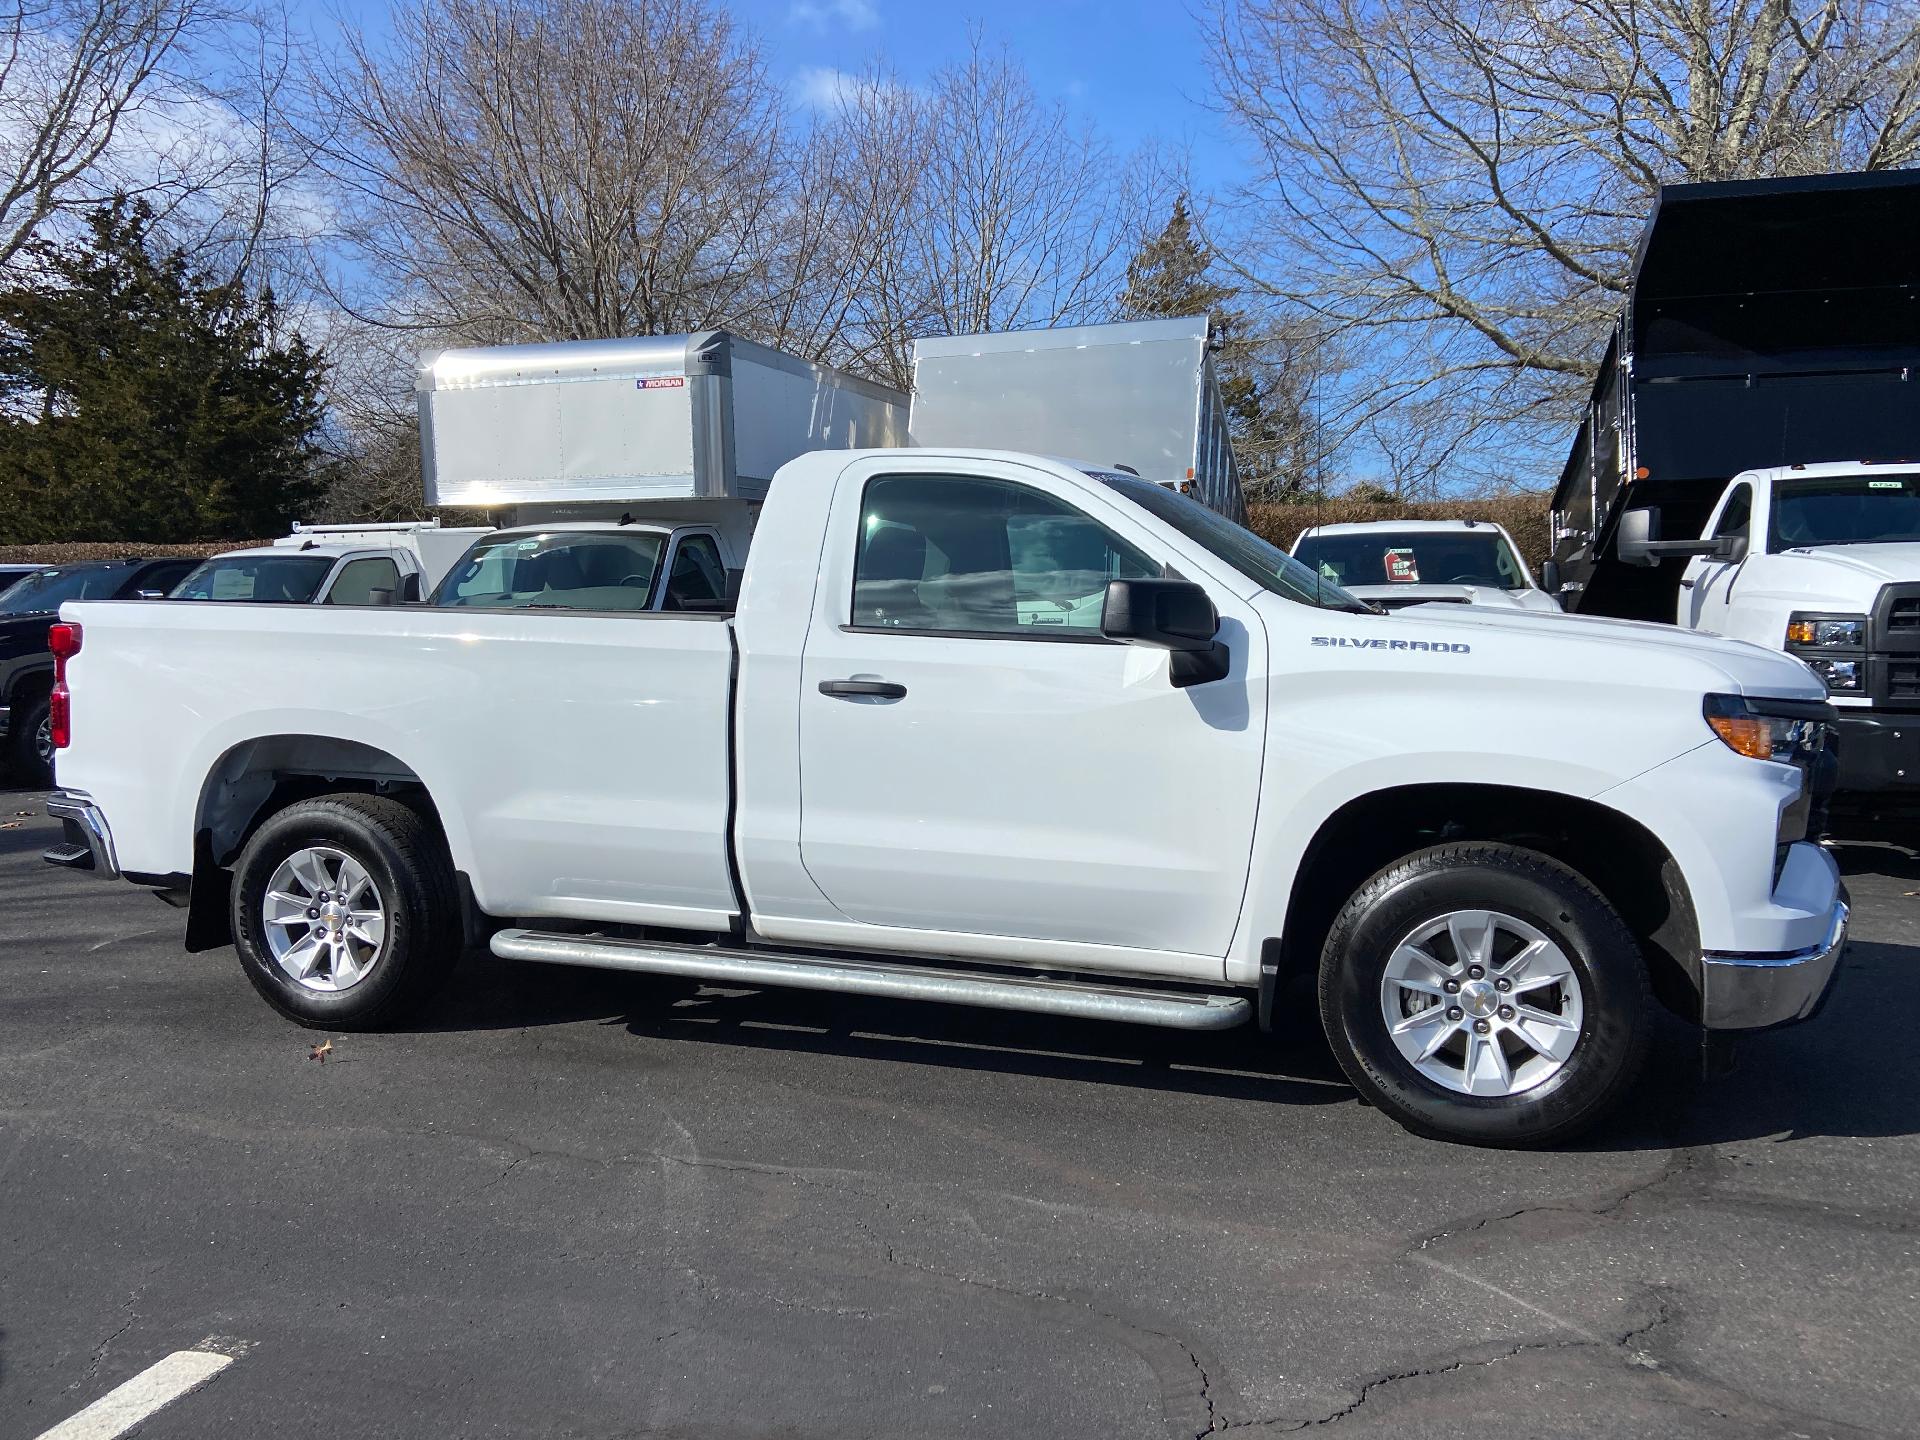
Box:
1888 596 1920 633
1889 660 1920 700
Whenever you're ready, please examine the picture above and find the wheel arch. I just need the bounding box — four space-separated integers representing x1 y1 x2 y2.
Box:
1260 783 1701 1030
186 735 454 953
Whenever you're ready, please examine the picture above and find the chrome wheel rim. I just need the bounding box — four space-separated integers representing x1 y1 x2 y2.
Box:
1379 909 1585 1097
262 846 387 992
34 711 52 764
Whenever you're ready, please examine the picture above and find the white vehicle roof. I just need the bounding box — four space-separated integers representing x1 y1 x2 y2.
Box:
478 521 679 540
1737 460 1917 482
1293 519 1509 540
203 543 370 562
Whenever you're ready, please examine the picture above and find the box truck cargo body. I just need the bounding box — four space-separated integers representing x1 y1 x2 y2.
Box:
417 331 910 509
909 318 1248 523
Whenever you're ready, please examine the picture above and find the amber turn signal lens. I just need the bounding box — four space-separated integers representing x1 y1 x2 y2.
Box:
1706 711 1773 760
1785 619 1815 644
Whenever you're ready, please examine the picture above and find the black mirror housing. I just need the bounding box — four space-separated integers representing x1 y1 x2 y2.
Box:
1101 579 1229 687
1539 558 1561 594
1101 578 1217 649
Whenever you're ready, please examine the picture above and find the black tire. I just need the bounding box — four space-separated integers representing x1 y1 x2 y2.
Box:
8 689 52 787
231 792 461 1029
1318 843 1650 1148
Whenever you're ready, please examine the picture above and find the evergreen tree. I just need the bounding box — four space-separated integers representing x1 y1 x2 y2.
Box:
1118 198 1317 500
0 199 328 543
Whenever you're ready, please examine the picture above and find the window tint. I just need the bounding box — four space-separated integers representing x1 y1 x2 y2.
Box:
663 534 727 610
327 555 404 605
1713 485 1753 541
1290 531 1526 590
132 560 195 594
170 555 334 603
433 531 666 610
853 475 1158 635
0 565 135 615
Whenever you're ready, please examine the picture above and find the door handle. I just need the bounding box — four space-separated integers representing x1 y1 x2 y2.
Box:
819 679 907 699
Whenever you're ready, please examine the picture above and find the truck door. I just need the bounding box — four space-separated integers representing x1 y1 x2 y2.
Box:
792 459 1267 971
1680 481 1753 632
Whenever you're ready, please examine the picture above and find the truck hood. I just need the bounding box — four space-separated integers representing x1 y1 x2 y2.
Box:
1771 542 1920 588
1348 583 1560 613
1378 598 1825 700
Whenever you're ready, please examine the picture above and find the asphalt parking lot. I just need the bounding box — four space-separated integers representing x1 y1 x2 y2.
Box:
3 789 1917 1440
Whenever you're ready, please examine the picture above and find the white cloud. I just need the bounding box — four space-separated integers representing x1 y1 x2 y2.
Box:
793 65 904 111
788 0 880 33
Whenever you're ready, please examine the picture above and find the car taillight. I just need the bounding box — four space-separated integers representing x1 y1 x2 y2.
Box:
48 621 80 749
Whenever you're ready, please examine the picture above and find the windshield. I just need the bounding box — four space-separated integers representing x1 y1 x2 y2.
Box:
1291 529 1529 591
0 565 131 616
1769 472 1920 551
171 554 335 603
1094 474 1371 611
432 530 667 610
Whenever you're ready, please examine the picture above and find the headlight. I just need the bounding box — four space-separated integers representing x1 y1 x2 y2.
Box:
1703 694 1830 763
1785 613 1865 648
1804 657 1862 691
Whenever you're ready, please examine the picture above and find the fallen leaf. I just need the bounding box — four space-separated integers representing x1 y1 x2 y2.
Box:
0 821 21 830
308 1039 333 1064
13 809 31 817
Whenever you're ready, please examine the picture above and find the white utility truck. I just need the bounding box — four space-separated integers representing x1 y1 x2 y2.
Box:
1291 520 1562 614
41 340 1849 1148
1616 462 1920 806
170 522 490 606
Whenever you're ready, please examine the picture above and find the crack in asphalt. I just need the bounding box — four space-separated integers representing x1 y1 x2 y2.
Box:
882 1249 1224 1439
73 1285 143 1391
1412 1146 1713 1251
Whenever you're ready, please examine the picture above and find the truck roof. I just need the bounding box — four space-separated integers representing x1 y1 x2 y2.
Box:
1293 519 1505 539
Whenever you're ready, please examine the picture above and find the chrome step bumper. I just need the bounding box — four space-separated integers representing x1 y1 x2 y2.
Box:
1701 900 1849 1030
43 790 119 876
490 929 1252 1031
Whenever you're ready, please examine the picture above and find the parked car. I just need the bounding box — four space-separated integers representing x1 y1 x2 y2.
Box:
1613 461 1920 811
1 557 198 784
1291 520 1562 613
45 450 1845 1146
0 563 42 597
170 523 491 607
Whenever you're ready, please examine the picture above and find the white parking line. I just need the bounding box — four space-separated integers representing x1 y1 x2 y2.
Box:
36 1348 235 1440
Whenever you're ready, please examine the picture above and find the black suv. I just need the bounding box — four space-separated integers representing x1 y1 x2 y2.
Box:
1 558 198 786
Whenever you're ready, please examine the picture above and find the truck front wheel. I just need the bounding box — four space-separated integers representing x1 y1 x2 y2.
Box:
231 792 461 1029
1318 844 1650 1147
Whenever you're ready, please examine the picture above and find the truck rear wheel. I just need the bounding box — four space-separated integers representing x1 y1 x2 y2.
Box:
231 792 461 1029
1318 843 1650 1147
9 689 53 787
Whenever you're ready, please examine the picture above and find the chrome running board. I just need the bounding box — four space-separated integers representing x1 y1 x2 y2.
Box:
490 929 1251 1031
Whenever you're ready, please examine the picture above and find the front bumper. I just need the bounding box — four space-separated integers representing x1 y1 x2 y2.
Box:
1700 899 1848 1030
1830 709 1920 795
43 790 119 876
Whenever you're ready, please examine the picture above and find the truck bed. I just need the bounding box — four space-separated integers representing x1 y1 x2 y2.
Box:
57 600 741 930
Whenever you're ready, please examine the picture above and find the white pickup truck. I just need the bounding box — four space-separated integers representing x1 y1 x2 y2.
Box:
1617 461 1920 809
169 522 491 607
44 449 1848 1146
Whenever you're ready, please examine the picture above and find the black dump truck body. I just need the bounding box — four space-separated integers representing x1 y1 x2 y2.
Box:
1551 170 1920 621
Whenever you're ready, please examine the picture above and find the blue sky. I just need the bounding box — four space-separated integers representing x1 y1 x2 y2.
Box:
738 0 1239 190
318 0 1242 196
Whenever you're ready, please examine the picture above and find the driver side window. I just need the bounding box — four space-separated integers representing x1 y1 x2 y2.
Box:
1713 484 1753 541
851 474 1159 635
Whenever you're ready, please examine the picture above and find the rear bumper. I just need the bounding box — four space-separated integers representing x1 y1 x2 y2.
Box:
43 790 119 876
1700 899 1848 1030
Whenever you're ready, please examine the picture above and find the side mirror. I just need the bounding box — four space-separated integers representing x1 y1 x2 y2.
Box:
1539 558 1561 594
1616 507 1726 566
367 586 396 606
134 589 167 601
1714 533 1749 563
1616 508 1660 567
401 573 423 603
1101 579 1229 688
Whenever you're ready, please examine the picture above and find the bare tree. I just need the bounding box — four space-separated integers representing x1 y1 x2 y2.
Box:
1205 0 1920 485
315 0 789 344
0 0 228 268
